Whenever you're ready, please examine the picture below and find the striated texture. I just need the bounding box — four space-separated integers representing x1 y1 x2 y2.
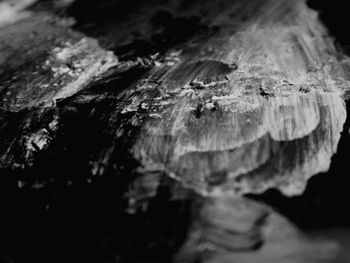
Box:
1 0 350 262
0 21 117 111
0 13 118 167
132 0 348 196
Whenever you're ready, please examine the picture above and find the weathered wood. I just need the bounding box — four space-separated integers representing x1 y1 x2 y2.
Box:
0 0 349 262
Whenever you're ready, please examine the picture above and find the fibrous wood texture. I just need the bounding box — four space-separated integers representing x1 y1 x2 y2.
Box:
0 0 350 262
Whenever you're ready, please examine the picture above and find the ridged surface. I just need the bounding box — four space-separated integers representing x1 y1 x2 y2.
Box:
0 0 349 262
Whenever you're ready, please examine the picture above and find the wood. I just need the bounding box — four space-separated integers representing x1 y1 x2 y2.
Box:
0 0 349 262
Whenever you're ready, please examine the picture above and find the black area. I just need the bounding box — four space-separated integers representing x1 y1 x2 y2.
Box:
66 0 148 31
307 0 350 54
113 10 216 60
193 103 203 119
0 169 193 263
0 83 192 263
65 0 218 60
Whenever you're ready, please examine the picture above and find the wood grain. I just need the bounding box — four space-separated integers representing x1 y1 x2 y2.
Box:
0 0 349 262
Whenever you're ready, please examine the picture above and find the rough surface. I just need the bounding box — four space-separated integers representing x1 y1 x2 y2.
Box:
0 0 350 262
131 0 348 197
